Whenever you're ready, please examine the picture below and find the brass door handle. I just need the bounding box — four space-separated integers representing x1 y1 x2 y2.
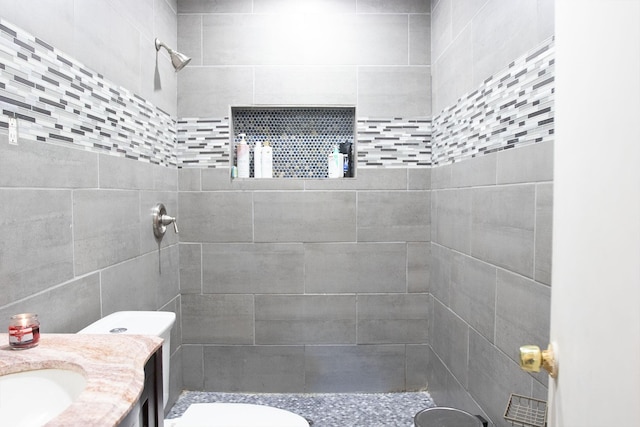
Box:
519 344 557 378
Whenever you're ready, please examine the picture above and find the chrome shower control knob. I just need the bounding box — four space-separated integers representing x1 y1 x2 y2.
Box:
152 203 178 239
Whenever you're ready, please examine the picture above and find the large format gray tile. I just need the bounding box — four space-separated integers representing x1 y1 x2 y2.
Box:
450 153 497 188
178 0 252 13
467 329 533 427
0 189 74 306
305 345 406 392
304 243 407 293
357 191 430 242
408 168 431 190
254 0 355 14
535 183 553 285
431 188 472 253
178 14 202 66
432 24 473 113
408 242 430 293
0 138 98 188
179 168 201 191
181 345 204 390
0 0 74 54
0 273 100 333
98 154 155 190
430 299 469 388
202 168 305 191
357 294 429 344
100 247 179 314
178 67 253 117
429 243 451 305
450 253 497 342
357 0 430 13
431 0 452 64
254 191 356 242
179 243 202 294
495 269 551 368
358 67 431 117
181 294 254 344
178 192 253 242
471 0 538 87
255 295 356 344
354 15 410 65
471 185 536 277
409 13 431 66
305 169 408 191
406 344 429 391
497 141 554 184
204 345 305 392
73 189 140 275
203 243 304 294
254 66 357 105
430 164 452 189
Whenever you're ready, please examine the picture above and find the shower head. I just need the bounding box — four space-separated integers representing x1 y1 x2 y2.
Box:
154 38 192 72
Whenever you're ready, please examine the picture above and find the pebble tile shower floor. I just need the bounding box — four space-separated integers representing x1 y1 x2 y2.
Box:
167 391 435 427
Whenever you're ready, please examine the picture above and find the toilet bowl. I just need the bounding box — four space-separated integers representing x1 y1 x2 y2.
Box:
80 312 309 427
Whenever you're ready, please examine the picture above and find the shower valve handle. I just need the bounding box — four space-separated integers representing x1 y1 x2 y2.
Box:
152 203 178 239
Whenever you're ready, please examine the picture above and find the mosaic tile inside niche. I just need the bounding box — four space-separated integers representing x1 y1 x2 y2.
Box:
231 107 355 178
432 36 555 166
0 19 176 166
176 116 433 169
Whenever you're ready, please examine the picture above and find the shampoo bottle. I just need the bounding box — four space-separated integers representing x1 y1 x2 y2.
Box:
237 133 249 178
328 145 343 178
262 141 273 178
253 140 263 178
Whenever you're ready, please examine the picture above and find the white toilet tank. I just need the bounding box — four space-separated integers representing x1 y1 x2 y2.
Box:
78 311 176 410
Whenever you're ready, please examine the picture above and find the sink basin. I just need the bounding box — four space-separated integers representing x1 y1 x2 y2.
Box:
0 368 86 426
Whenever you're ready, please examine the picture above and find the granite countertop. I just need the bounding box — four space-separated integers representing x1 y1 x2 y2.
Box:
0 333 162 426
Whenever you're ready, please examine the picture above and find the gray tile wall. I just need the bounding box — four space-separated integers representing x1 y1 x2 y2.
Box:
177 0 431 118
427 141 553 426
179 168 431 392
0 0 178 115
0 133 182 408
0 2 182 412
431 0 554 114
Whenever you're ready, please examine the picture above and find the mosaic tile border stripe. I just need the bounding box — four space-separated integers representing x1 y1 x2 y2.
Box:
176 116 432 169
431 37 555 166
0 19 176 167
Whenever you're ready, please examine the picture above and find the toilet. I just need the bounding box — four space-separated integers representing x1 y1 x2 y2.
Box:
80 311 309 427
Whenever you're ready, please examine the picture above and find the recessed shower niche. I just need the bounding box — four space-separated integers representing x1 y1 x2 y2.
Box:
229 106 356 179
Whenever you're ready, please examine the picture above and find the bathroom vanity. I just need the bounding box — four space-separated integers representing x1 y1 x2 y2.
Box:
0 333 163 426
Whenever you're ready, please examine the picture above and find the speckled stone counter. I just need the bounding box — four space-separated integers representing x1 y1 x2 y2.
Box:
0 333 162 426
167 391 436 427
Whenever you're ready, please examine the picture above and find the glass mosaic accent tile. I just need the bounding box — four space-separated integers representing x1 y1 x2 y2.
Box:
231 107 355 178
0 19 176 166
431 37 555 165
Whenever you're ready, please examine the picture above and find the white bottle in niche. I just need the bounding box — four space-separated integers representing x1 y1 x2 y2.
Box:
254 140 263 178
328 145 343 178
237 133 249 178
262 141 273 178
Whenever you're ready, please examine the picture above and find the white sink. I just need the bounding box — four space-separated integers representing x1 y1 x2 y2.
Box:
0 368 87 426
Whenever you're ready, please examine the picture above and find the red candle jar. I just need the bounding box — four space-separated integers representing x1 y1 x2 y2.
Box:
8 313 40 349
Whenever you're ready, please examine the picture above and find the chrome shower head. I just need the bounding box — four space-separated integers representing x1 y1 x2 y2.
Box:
154 38 192 72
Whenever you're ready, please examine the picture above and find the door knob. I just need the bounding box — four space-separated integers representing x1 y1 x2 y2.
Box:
519 344 557 378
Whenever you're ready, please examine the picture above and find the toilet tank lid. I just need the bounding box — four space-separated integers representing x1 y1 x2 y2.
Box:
78 311 176 337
